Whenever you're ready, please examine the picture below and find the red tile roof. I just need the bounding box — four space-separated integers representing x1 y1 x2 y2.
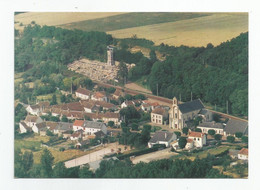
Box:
66 102 84 111
76 88 91 96
73 120 84 127
188 131 205 138
152 107 166 115
151 102 160 107
187 138 194 143
238 148 248 155
94 91 106 98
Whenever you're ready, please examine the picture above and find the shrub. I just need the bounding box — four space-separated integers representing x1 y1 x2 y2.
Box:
242 136 248 143
214 134 222 141
208 129 216 136
174 131 181 138
59 147 65 152
178 137 187 149
182 127 189 135
235 132 243 138
227 136 235 143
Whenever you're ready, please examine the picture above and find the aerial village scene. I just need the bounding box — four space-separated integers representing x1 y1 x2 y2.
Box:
14 12 248 178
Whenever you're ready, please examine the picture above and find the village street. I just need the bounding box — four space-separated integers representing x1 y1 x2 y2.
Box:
65 142 128 168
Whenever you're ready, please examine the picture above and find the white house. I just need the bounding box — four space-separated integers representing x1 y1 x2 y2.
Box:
151 107 168 125
101 112 121 125
186 131 207 148
197 121 224 135
238 148 248 160
24 115 43 128
73 120 85 131
26 101 50 116
83 120 107 135
53 122 73 135
121 100 135 109
148 131 177 148
75 88 91 100
91 91 108 102
19 121 32 133
70 130 83 141
32 122 47 134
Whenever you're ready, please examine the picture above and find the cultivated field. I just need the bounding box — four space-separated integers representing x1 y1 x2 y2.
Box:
108 13 248 47
14 12 125 31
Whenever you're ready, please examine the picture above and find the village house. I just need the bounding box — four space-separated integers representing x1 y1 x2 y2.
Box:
19 121 32 134
224 119 248 136
70 130 84 141
229 149 240 159
169 97 211 130
238 148 248 160
94 100 117 111
75 87 92 100
101 112 121 125
112 89 124 100
53 122 73 135
32 122 47 134
80 101 99 113
186 131 207 149
148 131 177 148
26 101 50 116
151 107 168 125
83 120 107 135
91 91 108 102
75 140 89 149
121 100 135 108
24 115 43 128
73 120 85 131
141 102 152 112
197 121 224 135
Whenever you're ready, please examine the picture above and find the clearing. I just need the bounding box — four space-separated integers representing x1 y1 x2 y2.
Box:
125 82 152 94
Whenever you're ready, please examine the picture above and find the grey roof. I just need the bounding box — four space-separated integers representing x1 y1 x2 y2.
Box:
149 131 176 143
94 130 106 138
20 121 32 131
224 119 248 135
199 108 210 115
178 99 204 114
55 122 73 131
83 120 106 129
36 122 47 131
198 122 223 129
25 115 40 123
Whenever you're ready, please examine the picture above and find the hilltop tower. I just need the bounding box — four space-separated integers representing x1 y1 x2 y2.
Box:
107 46 114 66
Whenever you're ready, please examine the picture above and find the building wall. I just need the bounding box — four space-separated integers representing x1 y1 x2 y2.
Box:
197 127 224 135
238 154 248 160
73 125 84 131
76 92 90 100
151 113 163 125
19 123 27 133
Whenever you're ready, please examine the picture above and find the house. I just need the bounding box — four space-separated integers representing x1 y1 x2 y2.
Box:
229 149 240 159
80 101 99 113
169 97 206 130
62 132 72 139
101 112 121 125
112 89 124 100
91 91 108 102
83 120 107 135
186 131 207 148
151 107 168 125
19 121 32 134
148 131 177 148
26 101 50 116
73 120 85 131
94 130 106 139
141 103 152 112
75 140 89 149
45 121 59 133
197 121 224 135
75 88 91 100
53 122 73 135
24 115 43 128
238 148 248 160
70 130 84 141
94 101 116 111
32 122 47 134
224 119 248 136
121 100 135 108
66 102 85 113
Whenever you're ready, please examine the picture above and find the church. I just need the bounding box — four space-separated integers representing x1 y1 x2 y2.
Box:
168 97 212 130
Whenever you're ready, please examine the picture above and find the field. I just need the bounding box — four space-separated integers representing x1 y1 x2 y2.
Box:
108 13 248 47
14 12 125 31
15 12 248 47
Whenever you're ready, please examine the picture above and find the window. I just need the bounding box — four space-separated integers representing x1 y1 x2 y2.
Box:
175 113 177 118
194 138 196 140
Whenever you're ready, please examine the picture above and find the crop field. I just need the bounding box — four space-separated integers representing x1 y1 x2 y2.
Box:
14 12 125 31
108 13 248 47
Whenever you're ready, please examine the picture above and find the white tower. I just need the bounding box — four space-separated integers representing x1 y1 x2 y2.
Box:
107 46 114 66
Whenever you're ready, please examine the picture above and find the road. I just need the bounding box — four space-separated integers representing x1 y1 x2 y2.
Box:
131 148 178 164
64 142 129 168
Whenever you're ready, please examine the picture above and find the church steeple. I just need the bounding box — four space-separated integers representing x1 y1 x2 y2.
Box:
173 97 178 107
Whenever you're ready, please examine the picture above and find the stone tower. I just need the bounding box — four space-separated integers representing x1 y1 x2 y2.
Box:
107 46 114 66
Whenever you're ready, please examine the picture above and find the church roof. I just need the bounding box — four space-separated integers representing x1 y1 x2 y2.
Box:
178 99 204 114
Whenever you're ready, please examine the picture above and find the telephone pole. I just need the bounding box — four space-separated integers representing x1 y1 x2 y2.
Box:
156 83 158 96
191 91 193 101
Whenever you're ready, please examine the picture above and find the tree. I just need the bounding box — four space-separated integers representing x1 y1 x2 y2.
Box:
149 50 157 63
14 149 34 178
61 115 68 122
52 162 67 178
242 136 248 143
178 137 187 149
213 114 221 122
214 134 222 141
46 129 54 136
140 124 151 145
182 127 189 135
130 123 139 131
50 94 57 105
119 106 141 125
235 132 243 138
174 131 181 138
227 136 235 143
134 94 146 100
79 164 94 178
108 121 115 127
60 94 66 103
117 62 128 84
208 129 216 136
40 148 54 177
195 128 202 132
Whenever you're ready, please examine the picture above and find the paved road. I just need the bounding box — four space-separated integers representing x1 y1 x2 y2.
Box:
65 143 128 168
131 148 178 164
